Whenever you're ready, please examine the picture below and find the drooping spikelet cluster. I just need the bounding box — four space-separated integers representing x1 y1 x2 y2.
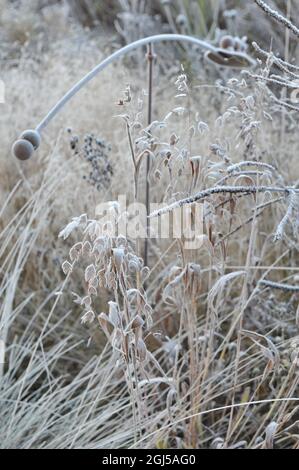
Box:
59 211 153 368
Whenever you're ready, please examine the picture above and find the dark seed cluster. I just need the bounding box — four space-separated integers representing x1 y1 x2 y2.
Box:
68 129 113 191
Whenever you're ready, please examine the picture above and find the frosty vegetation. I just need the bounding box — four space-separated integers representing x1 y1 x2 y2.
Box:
1 0 299 450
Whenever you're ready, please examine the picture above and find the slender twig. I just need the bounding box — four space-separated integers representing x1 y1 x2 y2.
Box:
126 122 137 171
244 71 299 89
144 44 154 269
227 160 279 176
253 41 299 75
149 185 294 218
215 209 264 247
125 122 139 199
270 94 299 113
259 280 299 292
215 196 285 246
273 190 297 241
216 170 272 186
254 0 299 38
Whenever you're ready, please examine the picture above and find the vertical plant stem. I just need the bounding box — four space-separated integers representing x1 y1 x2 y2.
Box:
144 43 154 269
279 0 292 173
226 186 260 443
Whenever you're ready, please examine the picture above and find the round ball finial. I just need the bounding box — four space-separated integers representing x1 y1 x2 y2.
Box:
219 35 235 50
12 139 34 161
20 129 41 150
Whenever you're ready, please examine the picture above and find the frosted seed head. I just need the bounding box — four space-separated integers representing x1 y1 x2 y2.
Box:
12 139 34 160
20 129 41 150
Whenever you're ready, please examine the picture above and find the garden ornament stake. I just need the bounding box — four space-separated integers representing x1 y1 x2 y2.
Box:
12 33 256 160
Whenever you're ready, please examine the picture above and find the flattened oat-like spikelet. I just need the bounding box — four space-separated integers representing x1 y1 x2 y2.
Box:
85 264 96 282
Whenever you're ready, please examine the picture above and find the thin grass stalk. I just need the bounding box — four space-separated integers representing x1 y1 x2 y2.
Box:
144 43 154 269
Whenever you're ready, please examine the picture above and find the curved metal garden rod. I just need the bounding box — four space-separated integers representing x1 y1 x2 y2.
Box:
12 33 256 160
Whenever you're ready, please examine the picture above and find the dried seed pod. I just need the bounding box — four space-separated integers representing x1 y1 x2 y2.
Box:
211 437 225 449
108 301 121 326
128 255 143 273
113 247 125 270
82 241 92 256
98 312 112 340
62 261 72 275
136 338 147 362
20 129 41 150
98 312 109 329
116 235 128 247
69 242 83 262
85 264 96 282
72 292 83 305
265 422 278 449
170 133 179 146
291 349 299 366
166 388 177 417
88 286 97 296
155 169 161 180
81 296 91 308
81 310 95 324
130 315 145 330
12 139 34 160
